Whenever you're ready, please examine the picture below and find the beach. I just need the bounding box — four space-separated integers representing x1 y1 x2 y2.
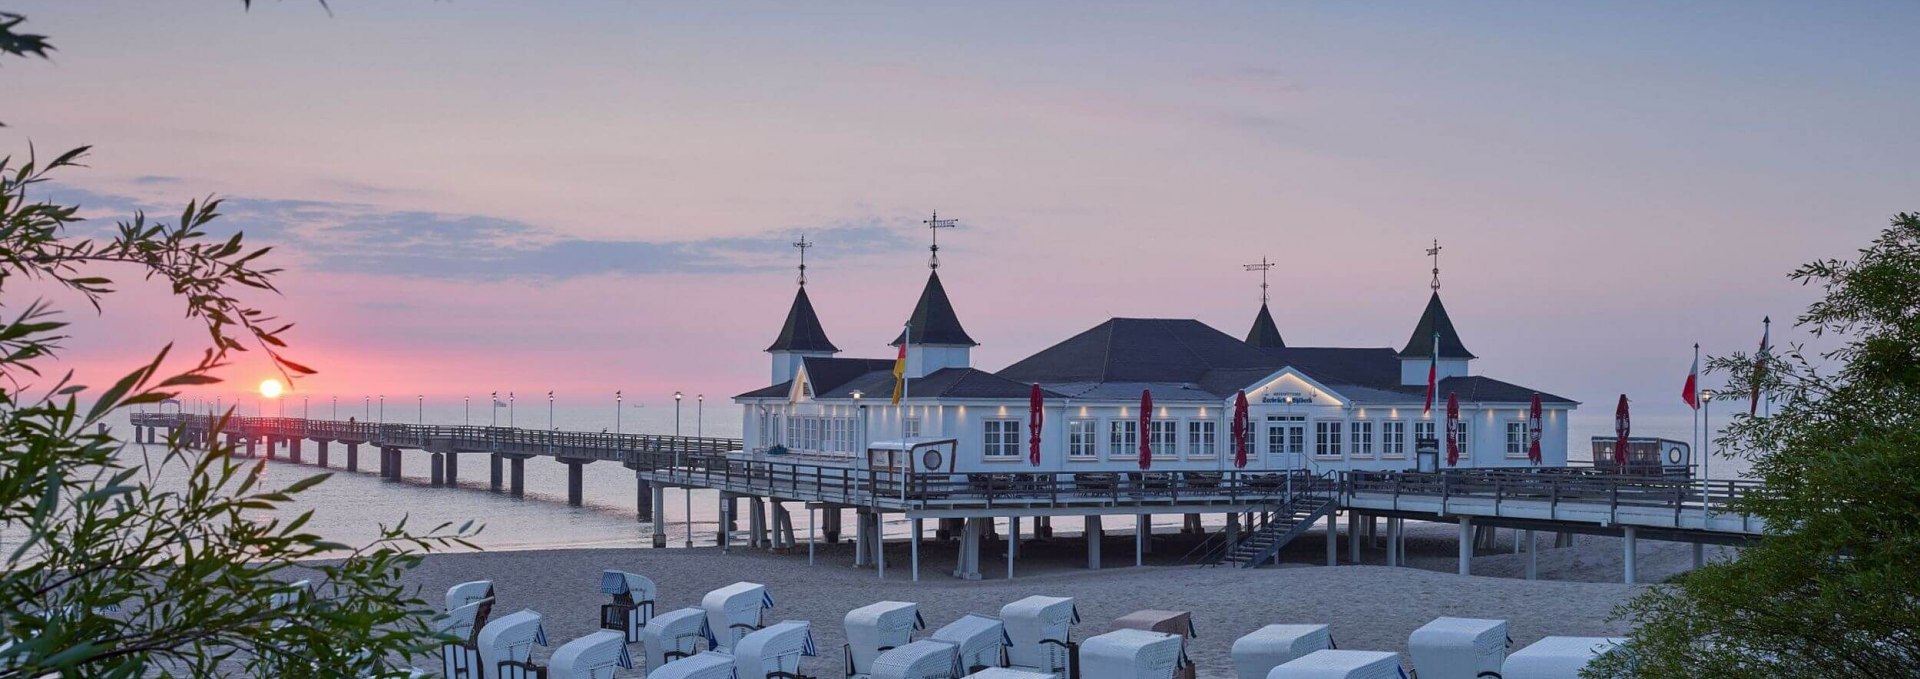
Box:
401 520 1725 678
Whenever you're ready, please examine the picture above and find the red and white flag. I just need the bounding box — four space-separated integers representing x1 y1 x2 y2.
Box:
1422 331 1439 415
1682 344 1701 410
1749 318 1770 416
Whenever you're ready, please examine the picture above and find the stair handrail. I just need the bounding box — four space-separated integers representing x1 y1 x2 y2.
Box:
1180 470 1334 566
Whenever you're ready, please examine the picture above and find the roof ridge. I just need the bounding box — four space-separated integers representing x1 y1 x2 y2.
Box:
1159 319 1213 369
1099 320 1118 383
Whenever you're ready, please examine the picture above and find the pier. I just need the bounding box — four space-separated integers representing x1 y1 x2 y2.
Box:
128 412 1765 584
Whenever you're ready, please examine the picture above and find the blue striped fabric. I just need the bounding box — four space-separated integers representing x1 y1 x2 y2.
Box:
533 621 548 647
701 619 719 649
1070 606 1081 625
914 611 927 631
761 591 776 609
801 627 818 657
615 641 635 669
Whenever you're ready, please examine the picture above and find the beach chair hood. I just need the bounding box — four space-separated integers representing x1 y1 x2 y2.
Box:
1500 636 1623 679
846 601 924 676
1231 624 1332 679
476 608 547 677
734 619 815 678
1267 649 1405 679
702 581 771 651
646 650 739 679
999 596 1078 673
643 607 710 672
932 613 1011 674
548 630 634 679
1079 629 1184 679
1408 617 1507 679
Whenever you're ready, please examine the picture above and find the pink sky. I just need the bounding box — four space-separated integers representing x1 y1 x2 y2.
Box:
7 2 1916 426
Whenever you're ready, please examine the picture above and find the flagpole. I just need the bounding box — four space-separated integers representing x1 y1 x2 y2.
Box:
1692 343 1701 480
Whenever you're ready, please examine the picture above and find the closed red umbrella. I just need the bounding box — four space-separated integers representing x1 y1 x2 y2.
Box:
1232 390 1250 469
1527 392 1544 465
1028 384 1044 467
1445 392 1461 467
1138 389 1153 470
1614 394 1631 467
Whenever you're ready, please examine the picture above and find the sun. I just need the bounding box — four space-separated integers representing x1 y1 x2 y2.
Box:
259 379 284 399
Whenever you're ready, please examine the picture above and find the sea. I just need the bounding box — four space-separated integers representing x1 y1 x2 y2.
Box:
95 404 1752 556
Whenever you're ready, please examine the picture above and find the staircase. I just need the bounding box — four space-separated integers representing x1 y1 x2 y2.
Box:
1181 471 1338 568
1217 496 1337 568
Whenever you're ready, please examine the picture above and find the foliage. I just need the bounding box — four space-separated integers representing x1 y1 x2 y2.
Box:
2 8 476 678
1588 214 1920 678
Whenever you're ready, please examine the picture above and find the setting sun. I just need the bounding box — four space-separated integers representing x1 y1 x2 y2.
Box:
259 379 284 399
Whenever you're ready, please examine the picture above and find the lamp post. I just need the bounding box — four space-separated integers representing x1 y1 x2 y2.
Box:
509 392 515 428
363 396 369 421
674 390 688 548
465 396 470 426
616 390 623 434
491 392 499 427
303 396 309 420
852 391 866 453
674 392 683 437
1285 395 1295 497
1701 389 1715 518
418 395 423 425
697 394 704 438
379 395 385 424
548 391 555 430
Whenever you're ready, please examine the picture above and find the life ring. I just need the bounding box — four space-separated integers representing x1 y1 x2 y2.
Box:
1667 446 1683 464
922 449 944 472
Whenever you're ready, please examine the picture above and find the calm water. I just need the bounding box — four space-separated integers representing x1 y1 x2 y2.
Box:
98 405 1753 555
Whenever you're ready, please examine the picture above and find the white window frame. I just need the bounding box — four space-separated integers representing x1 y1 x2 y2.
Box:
983 419 1021 458
1381 420 1406 459
902 416 922 439
1314 421 1344 458
1456 422 1471 458
1067 419 1099 459
1505 421 1530 458
1186 420 1217 458
1108 419 1138 458
1148 420 1179 459
1350 421 1374 458
1414 421 1437 451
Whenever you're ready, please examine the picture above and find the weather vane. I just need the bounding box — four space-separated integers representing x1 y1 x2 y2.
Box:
1243 256 1274 305
923 210 958 269
792 233 813 286
1427 239 1443 291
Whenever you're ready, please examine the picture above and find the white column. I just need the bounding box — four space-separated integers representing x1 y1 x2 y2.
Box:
1458 517 1473 576
1348 512 1361 564
1086 515 1103 570
1623 526 1638 584
876 512 886 580
911 518 922 582
807 506 816 566
1325 512 1338 566
1386 518 1401 567
1525 529 1537 580
1135 515 1146 567
1691 542 1704 569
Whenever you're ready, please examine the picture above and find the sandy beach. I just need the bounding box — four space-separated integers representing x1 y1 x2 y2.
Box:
401 520 1727 678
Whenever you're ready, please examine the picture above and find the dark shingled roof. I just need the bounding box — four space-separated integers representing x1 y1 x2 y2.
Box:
1397 292 1476 359
890 271 978 347
801 357 896 394
735 381 791 399
816 367 1066 400
997 318 1278 385
1244 303 1286 349
764 287 840 353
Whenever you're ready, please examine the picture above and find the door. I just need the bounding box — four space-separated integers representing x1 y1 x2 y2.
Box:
1265 418 1305 471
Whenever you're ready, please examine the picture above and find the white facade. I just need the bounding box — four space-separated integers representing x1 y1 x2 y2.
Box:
738 367 1571 474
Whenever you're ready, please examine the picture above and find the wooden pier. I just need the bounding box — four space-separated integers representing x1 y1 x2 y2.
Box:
127 413 1765 584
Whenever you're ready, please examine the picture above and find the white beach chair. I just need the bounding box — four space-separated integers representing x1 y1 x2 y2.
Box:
598 569 656 643
846 601 926 679
549 629 635 679
647 650 739 679
1078 629 1185 679
1408 617 1507 679
961 669 1056 679
1232 624 1333 679
872 639 966 679
999 596 1079 678
644 607 710 671
703 581 773 651
269 579 313 630
1266 649 1404 679
438 598 493 679
734 619 816 679
476 608 548 679
1500 636 1623 679
932 613 1010 674
448 580 496 611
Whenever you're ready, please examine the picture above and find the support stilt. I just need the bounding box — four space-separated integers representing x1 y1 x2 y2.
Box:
1525 529 1538 580
1623 526 1638 584
651 484 668 548
1458 517 1473 576
490 454 504 492
1086 515 1103 570
509 457 525 498
911 518 922 582
431 452 446 486
346 442 359 472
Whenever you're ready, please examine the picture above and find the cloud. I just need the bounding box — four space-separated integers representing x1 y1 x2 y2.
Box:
38 184 918 281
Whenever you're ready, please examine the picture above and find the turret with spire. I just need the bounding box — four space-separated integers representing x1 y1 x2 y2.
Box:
767 234 840 384
1242 256 1285 349
1399 240 1475 385
891 211 977 378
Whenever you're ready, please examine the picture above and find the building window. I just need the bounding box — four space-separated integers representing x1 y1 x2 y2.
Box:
1506 421 1530 458
1187 421 1217 457
1451 421 1472 457
983 419 1021 458
1414 421 1436 451
1149 420 1178 457
1382 421 1406 458
1350 421 1374 458
1068 420 1098 458
1314 421 1343 458
902 416 922 439
1108 420 1138 458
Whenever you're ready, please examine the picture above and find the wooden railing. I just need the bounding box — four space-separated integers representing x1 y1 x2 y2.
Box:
1342 469 1765 524
128 413 740 456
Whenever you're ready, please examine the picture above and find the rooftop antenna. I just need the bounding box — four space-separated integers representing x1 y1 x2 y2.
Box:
1427 239 1443 291
923 210 958 270
1243 256 1274 305
792 233 813 286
